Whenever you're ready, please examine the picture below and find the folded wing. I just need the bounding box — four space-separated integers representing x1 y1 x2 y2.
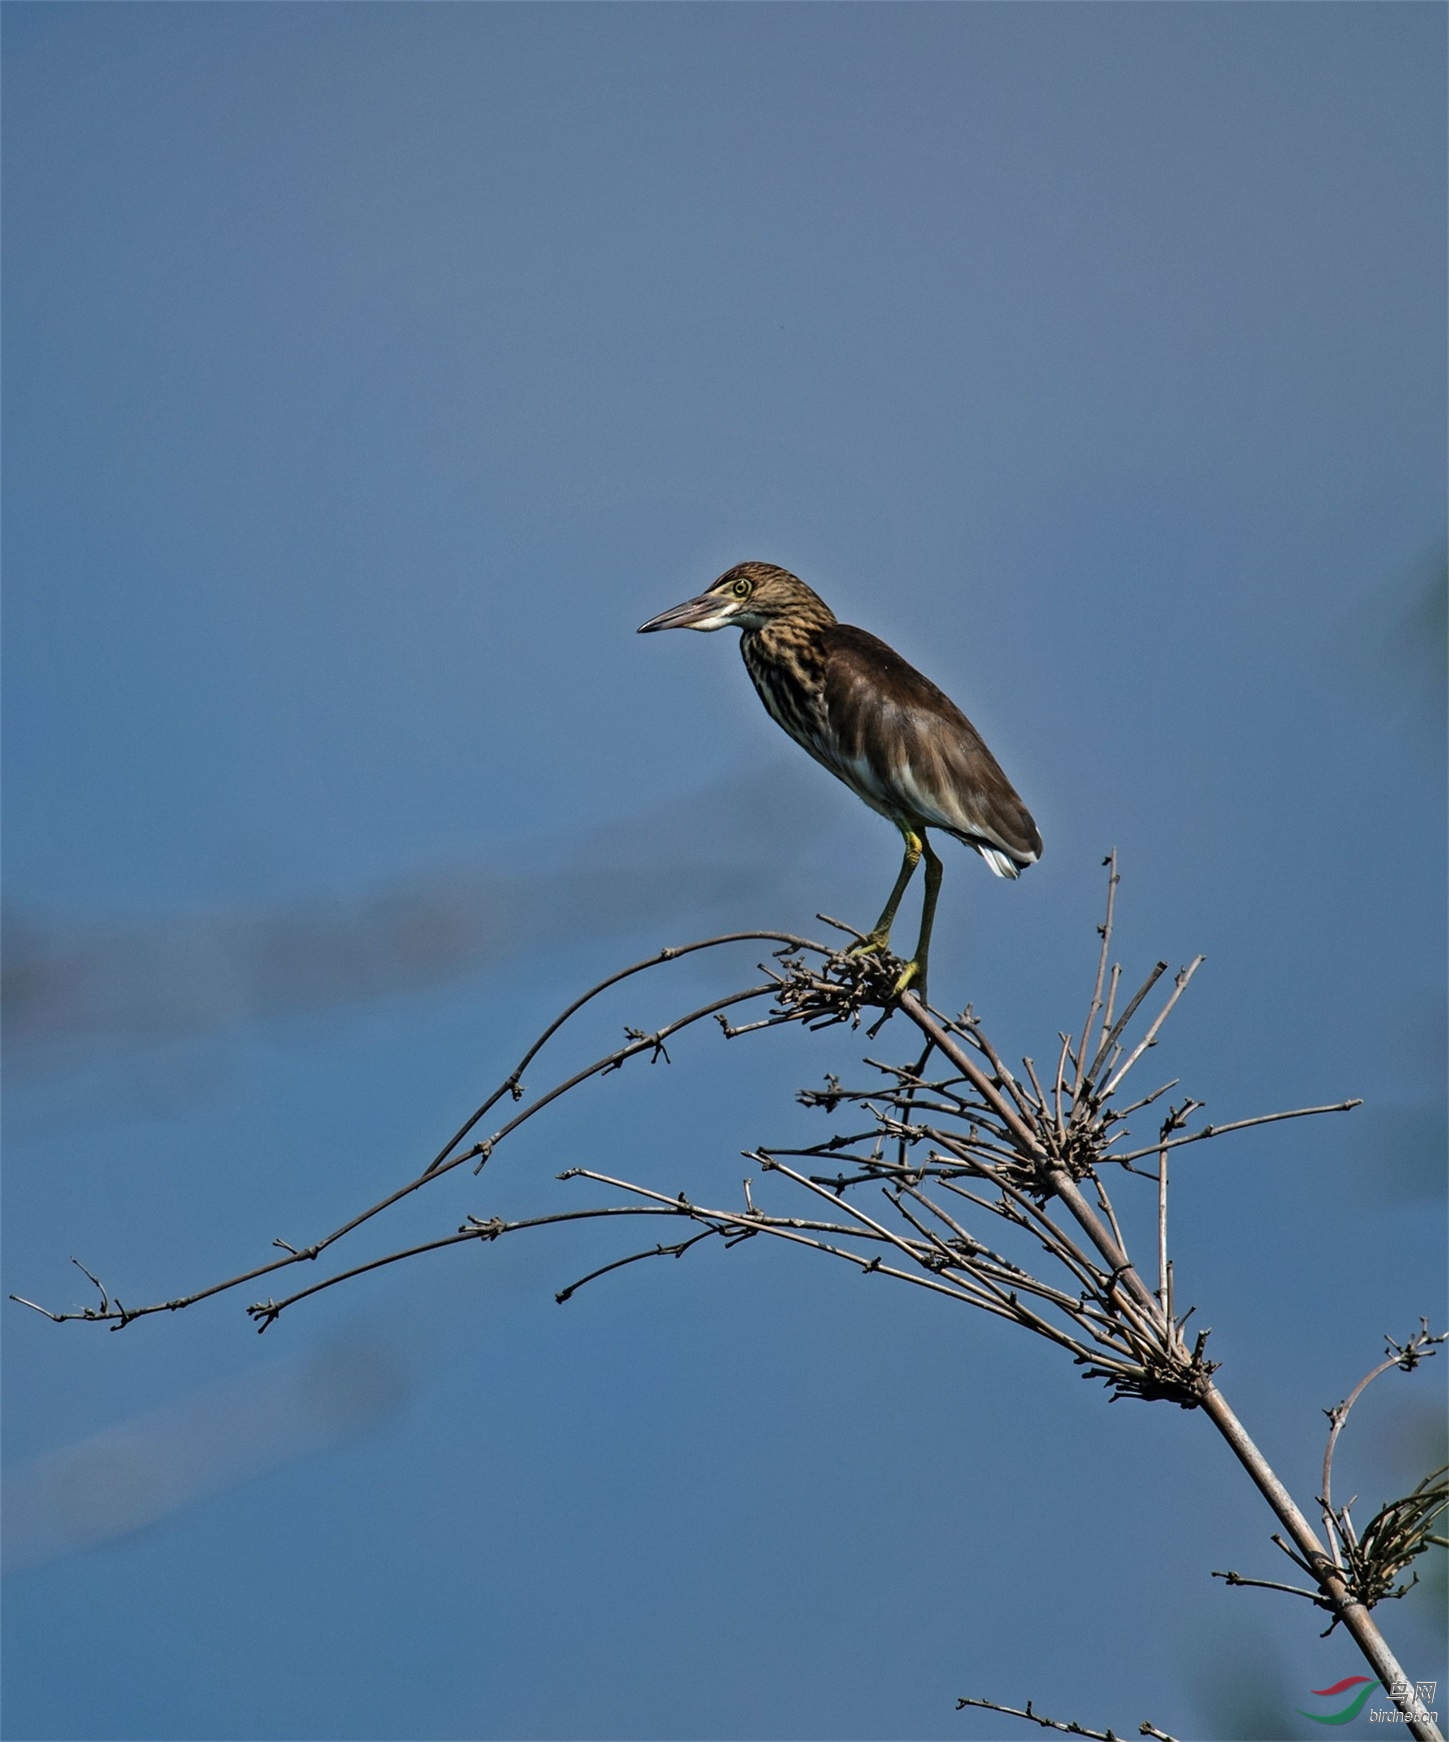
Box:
820 625 1042 876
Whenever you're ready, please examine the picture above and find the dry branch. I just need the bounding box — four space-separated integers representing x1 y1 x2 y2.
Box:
11 865 1441 1739
956 1694 1178 1741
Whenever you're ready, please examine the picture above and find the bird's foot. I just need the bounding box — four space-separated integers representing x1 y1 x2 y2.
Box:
846 930 892 959
891 958 925 1000
842 933 923 1000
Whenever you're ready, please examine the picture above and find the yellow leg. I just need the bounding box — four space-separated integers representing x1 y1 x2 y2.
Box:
853 826 923 955
894 834 943 996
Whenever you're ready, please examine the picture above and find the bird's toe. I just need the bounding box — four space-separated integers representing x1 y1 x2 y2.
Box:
891 959 925 999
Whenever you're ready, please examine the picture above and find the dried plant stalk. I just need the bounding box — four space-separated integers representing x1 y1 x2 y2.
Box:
11 870 1442 1740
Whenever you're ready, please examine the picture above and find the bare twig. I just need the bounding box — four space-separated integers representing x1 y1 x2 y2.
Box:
1322 1321 1447 1556
1211 1568 1335 1609
1109 1101 1362 1165
10 933 825 1330
1073 849 1119 1100
956 1694 1179 1742
1086 960 1167 1087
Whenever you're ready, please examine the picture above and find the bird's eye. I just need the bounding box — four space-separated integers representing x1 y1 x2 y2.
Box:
732 578 752 599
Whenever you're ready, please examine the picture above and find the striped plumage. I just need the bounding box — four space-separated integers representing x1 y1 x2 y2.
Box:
638 562 1041 990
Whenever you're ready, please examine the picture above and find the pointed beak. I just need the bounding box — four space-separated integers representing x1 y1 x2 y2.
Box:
637 592 737 633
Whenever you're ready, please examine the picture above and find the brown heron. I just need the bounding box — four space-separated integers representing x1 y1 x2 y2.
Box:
638 562 1041 993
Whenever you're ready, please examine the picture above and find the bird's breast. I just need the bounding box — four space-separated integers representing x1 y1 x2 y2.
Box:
740 629 828 748
740 628 902 820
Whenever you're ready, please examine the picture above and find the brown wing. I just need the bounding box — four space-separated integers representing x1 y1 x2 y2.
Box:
819 624 1042 868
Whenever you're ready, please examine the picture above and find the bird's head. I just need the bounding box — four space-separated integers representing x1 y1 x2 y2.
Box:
637 563 835 634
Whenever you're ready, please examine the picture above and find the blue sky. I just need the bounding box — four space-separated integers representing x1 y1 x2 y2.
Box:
3 5 1444 1739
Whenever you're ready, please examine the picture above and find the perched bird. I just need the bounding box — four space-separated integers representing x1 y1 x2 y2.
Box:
638 562 1041 993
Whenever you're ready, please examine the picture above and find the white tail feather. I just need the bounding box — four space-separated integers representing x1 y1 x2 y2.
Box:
977 845 1021 879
